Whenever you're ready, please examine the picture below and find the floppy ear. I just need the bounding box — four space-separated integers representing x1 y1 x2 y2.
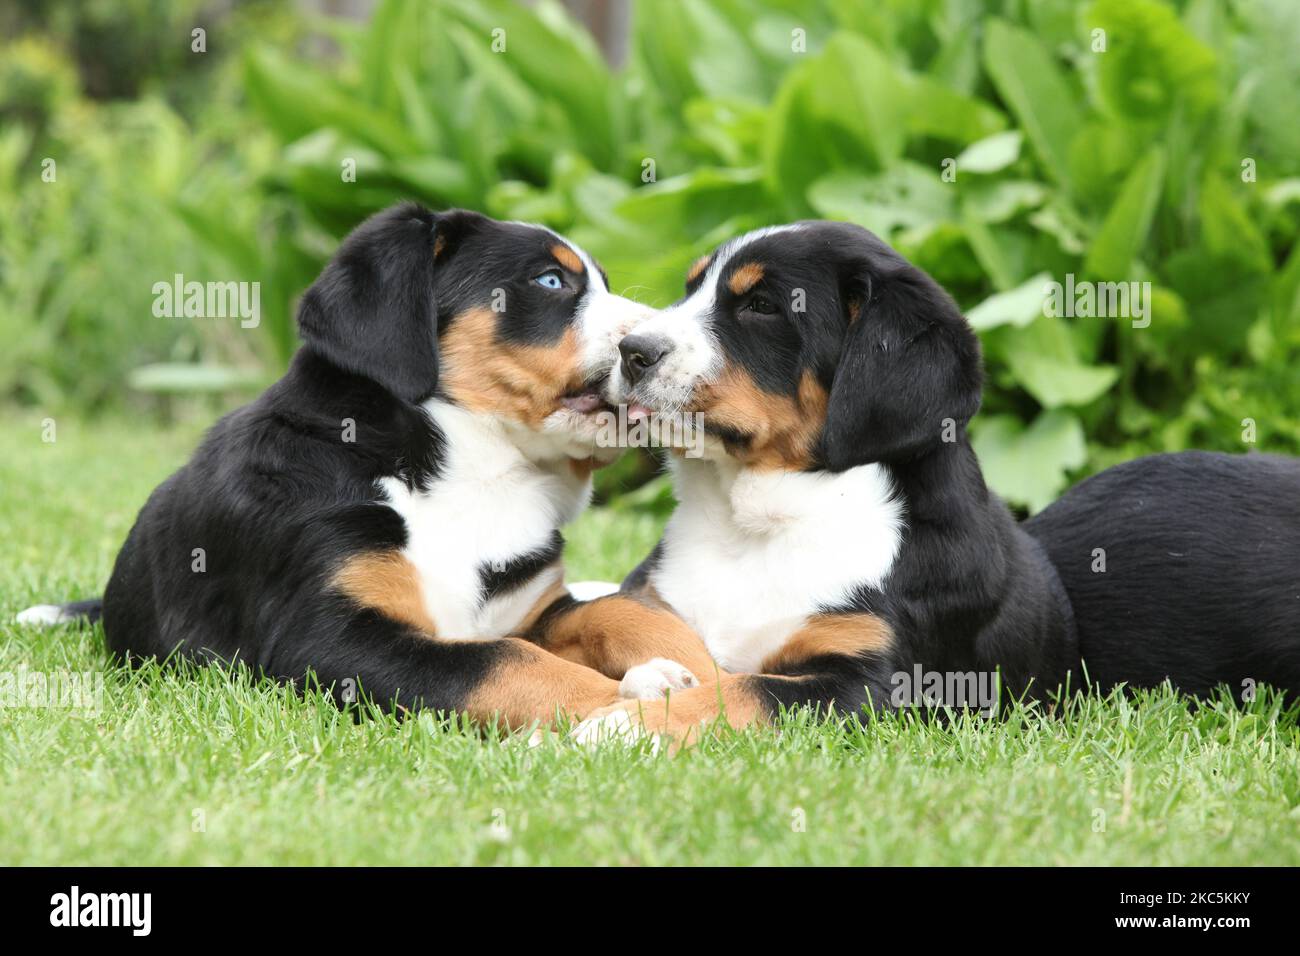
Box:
297 202 451 403
820 239 983 471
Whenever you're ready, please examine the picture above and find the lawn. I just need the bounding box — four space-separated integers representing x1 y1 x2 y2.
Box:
2 413 1298 866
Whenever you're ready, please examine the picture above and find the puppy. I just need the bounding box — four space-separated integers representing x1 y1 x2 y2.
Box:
586 223 1300 746
20 204 711 726
577 221 1078 744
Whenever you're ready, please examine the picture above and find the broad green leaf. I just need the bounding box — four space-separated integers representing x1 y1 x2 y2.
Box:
808 164 954 239
982 19 1081 188
765 33 909 213
956 131 1023 174
1002 315 1121 408
1085 148 1165 279
962 179 1048 224
905 74 1007 144
445 0 619 168
966 272 1053 330
1089 0 1219 121
971 410 1088 513
613 167 766 238
243 48 420 155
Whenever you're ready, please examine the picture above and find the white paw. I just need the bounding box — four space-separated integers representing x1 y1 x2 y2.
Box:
16 605 71 627
571 709 658 750
619 658 699 699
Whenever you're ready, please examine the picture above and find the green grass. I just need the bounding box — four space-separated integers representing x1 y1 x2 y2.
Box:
2 414 1299 866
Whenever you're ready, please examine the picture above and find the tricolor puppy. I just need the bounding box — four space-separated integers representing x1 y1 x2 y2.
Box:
578 221 1079 743
20 203 710 725
586 222 1300 746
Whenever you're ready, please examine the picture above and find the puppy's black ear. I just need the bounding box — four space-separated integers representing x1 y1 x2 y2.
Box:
297 202 461 403
820 232 982 470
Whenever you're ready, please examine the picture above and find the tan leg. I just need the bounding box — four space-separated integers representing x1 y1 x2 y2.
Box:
574 612 894 748
461 639 622 730
526 590 721 681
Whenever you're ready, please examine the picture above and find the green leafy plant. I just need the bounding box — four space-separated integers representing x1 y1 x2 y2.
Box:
3 0 1297 511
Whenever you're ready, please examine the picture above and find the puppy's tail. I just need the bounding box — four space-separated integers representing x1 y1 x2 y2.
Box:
16 597 103 627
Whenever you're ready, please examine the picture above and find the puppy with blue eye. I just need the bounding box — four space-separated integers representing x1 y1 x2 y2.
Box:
19 203 715 725
581 220 1300 746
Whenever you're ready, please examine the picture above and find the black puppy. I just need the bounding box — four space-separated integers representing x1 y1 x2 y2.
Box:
577 221 1298 744
1026 450 1300 699
20 203 712 725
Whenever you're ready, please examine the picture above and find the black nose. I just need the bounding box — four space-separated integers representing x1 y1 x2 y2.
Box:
618 334 674 387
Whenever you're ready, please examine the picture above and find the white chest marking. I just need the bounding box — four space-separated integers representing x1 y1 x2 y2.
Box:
378 401 590 640
652 459 905 672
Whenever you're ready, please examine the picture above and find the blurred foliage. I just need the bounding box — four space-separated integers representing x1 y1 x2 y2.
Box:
1 0 1298 511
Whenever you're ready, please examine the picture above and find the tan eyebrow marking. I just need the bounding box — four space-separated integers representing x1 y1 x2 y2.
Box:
550 244 585 274
728 262 764 296
433 235 447 259
686 254 712 284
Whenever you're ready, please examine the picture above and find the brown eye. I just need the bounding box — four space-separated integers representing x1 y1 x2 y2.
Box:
747 294 777 315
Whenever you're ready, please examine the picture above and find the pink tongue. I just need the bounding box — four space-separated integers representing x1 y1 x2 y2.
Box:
561 391 605 413
626 402 652 421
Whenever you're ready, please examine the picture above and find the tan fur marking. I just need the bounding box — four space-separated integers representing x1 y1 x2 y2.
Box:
727 262 764 296
333 552 437 636
550 244 585 274
439 307 584 427
760 614 892 673
580 674 766 749
464 641 621 730
848 297 862 323
686 254 712 284
537 594 719 680
433 235 447 260
694 366 828 470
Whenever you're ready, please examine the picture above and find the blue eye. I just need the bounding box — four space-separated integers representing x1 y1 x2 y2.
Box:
534 271 564 290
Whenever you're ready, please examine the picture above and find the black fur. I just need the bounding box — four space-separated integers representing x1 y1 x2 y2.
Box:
1025 450 1300 699
478 531 565 605
70 203 607 713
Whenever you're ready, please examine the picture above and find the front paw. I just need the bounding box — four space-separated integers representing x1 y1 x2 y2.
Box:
619 658 699 699
571 702 661 750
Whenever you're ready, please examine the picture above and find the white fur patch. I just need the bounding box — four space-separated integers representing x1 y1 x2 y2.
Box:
607 224 803 411
651 457 905 672
571 708 660 750
380 400 590 640
16 604 73 627
566 580 620 601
